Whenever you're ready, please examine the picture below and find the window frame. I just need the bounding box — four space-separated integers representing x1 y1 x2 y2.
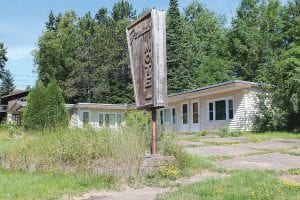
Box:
159 107 176 125
82 111 90 125
98 112 122 128
207 96 234 122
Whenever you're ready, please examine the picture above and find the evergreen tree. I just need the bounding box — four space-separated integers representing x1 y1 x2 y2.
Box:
0 41 7 76
167 0 189 93
111 0 136 21
0 69 15 96
23 80 69 130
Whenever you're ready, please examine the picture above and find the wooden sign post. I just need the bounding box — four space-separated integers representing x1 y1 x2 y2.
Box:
126 9 167 154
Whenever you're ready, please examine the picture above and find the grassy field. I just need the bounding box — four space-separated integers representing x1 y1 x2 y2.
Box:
0 127 299 199
159 170 300 200
0 169 117 200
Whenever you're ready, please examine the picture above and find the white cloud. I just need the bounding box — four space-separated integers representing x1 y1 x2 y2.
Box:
6 45 35 61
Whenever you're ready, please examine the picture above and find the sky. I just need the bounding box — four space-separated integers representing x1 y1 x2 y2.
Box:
0 0 251 89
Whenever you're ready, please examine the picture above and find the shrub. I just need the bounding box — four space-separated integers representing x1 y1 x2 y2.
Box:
23 80 69 130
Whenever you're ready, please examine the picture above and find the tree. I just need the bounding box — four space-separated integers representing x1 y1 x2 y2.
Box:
183 2 234 88
0 69 14 96
167 0 189 93
23 80 69 130
0 41 7 77
228 0 284 81
111 0 136 21
257 17 300 131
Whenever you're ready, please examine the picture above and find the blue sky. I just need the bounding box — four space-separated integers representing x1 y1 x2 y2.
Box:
0 0 255 89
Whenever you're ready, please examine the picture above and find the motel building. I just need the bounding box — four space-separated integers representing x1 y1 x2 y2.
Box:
2 80 261 133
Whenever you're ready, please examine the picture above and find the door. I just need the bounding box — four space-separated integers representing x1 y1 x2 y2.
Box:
191 100 200 132
180 102 189 132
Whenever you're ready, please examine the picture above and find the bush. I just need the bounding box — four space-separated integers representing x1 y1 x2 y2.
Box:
0 122 22 136
23 80 69 130
125 110 151 145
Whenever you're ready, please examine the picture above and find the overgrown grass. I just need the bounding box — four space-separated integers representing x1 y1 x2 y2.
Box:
159 170 300 200
0 168 117 200
3 127 148 177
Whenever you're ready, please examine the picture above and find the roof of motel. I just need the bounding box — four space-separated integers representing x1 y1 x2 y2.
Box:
167 80 259 101
74 103 135 110
5 80 260 112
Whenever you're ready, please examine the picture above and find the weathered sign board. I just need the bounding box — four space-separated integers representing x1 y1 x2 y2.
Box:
126 9 167 109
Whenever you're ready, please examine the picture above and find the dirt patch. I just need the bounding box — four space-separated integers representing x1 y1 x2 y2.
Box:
64 172 228 200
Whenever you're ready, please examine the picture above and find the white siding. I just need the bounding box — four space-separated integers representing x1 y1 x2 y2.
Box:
200 89 247 132
244 88 261 131
71 108 125 129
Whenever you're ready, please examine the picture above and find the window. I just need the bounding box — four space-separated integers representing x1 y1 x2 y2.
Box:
117 114 122 125
172 108 176 124
164 109 171 125
159 108 176 125
215 100 226 120
83 112 89 124
228 99 233 119
209 102 214 121
99 113 104 127
207 98 234 121
108 114 116 128
100 113 122 128
182 104 188 124
193 102 199 124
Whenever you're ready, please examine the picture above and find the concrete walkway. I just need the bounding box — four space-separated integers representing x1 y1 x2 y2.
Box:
64 172 227 200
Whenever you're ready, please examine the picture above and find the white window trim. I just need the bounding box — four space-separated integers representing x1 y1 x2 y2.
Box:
80 110 91 126
97 112 122 128
181 102 189 125
206 96 234 122
191 99 200 125
159 107 176 125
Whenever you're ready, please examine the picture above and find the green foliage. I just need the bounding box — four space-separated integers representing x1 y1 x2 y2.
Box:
0 122 22 136
35 2 134 104
159 170 300 200
0 169 117 200
125 110 150 133
217 128 243 137
0 41 7 72
256 17 300 131
183 2 234 88
0 69 15 96
4 128 147 175
228 0 284 81
23 80 69 130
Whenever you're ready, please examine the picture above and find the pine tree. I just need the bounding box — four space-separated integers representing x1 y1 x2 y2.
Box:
167 0 189 93
23 80 69 130
0 41 7 76
0 69 15 96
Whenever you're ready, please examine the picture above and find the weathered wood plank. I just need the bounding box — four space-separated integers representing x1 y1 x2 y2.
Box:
126 9 167 109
